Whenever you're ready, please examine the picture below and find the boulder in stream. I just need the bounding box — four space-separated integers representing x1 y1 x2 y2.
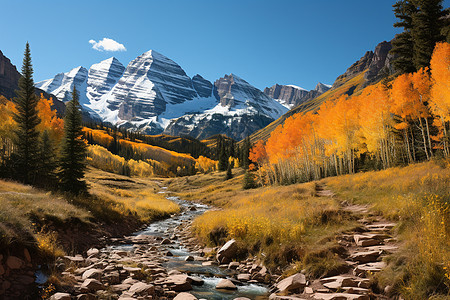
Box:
216 239 238 264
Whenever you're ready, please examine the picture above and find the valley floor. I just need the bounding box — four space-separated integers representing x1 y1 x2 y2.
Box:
0 160 448 299
167 160 450 299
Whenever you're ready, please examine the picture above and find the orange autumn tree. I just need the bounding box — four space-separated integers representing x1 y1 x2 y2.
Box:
36 95 64 143
316 95 360 174
0 96 18 161
357 83 394 168
429 42 450 156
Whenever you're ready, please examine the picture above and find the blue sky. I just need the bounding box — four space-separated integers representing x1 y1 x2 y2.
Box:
1 0 449 91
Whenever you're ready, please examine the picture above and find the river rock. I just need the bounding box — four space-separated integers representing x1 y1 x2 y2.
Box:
237 273 251 282
188 276 204 286
185 255 194 261
216 239 238 264
111 283 131 292
165 274 192 292
228 261 240 269
76 294 96 300
81 279 104 292
215 279 237 290
86 248 100 257
161 238 172 245
276 273 306 294
6 256 24 269
23 248 32 263
128 282 155 296
82 268 102 280
50 292 71 300
313 293 369 300
174 292 198 300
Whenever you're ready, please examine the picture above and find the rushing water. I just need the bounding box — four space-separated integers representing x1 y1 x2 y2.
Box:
133 191 269 299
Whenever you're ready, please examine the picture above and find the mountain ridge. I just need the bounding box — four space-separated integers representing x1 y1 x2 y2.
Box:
36 51 289 140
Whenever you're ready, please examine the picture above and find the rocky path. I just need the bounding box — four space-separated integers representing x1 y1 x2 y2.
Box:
267 184 399 300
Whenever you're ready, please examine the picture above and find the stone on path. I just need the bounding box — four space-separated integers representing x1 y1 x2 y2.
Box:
349 250 381 263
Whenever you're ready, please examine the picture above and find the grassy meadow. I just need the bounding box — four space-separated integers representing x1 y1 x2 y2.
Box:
167 169 359 273
168 160 450 298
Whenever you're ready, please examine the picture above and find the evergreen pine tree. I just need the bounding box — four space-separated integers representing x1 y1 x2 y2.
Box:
225 163 232 180
36 130 57 188
242 170 256 189
411 0 445 69
218 138 229 171
13 42 41 184
59 87 87 194
390 0 417 74
241 137 251 170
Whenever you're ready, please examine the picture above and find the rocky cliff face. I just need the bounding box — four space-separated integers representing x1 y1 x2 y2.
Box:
333 41 393 91
264 83 330 109
192 74 213 98
0 50 21 100
0 50 65 115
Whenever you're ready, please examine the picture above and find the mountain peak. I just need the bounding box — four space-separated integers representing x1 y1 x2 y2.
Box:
314 82 332 93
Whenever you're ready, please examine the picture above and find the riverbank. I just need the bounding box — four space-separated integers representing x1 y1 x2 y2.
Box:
0 167 179 298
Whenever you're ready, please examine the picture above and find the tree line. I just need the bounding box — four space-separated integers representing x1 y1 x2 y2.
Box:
0 43 87 194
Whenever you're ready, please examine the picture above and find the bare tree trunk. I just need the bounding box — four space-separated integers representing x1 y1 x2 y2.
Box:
419 118 430 160
425 117 433 158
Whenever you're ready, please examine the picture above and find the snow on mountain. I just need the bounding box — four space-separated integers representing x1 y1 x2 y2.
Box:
36 51 289 139
36 66 90 106
286 84 307 91
164 74 288 139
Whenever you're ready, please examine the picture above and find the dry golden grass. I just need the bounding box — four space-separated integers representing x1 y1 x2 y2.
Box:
0 180 92 251
167 169 357 270
85 167 180 222
324 160 450 298
0 167 180 256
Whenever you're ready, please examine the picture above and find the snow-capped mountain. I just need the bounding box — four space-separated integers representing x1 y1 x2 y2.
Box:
36 50 289 139
264 82 331 109
165 74 288 139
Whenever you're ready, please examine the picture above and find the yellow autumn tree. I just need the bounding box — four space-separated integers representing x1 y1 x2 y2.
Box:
429 42 450 156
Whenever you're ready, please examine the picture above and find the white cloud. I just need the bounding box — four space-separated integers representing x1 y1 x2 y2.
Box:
89 38 126 52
